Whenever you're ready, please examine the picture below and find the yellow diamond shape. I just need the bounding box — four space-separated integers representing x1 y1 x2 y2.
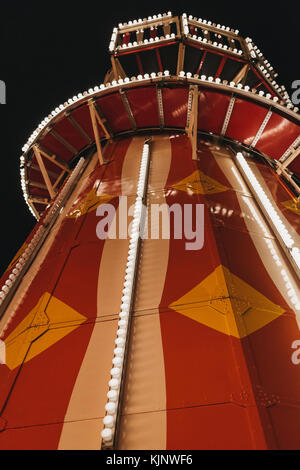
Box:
68 188 114 218
169 265 285 338
281 199 300 215
4 292 86 370
171 170 228 195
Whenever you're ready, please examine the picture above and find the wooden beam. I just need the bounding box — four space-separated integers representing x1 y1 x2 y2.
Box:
67 114 92 144
33 145 56 199
119 17 174 35
53 169 67 191
119 90 136 130
277 146 300 172
88 100 104 166
163 22 171 36
233 63 248 84
111 55 119 80
38 148 71 172
176 42 186 75
50 129 77 154
186 85 198 160
93 102 113 140
27 200 40 219
30 181 48 190
28 196 50 205
104 68 115 85
111 56 126 81
115 57 126 79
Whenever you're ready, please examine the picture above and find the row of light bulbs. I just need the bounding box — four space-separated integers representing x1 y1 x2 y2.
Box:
231 164 300 312
245 37 293 106
19 156 36 218
19 71 298 216
22 69 297 154
187 32 243 55
101 143 150 445
236 152 300 277
118 12 172 30
185 13 239 35
0 157 85 337
116 32 176 51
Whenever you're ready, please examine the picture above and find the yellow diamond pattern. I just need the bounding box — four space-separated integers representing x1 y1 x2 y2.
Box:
169 265 285 338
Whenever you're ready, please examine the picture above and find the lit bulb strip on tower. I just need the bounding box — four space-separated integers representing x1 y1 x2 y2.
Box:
101 141 151 448
235 152 300 280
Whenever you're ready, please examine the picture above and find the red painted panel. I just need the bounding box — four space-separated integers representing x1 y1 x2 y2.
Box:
162 87 189 128
159 135 300 449
71 105 96 141
40 132 73 161
167 404 265 450
255 112 300 160
289 157 300 177
226 98 268 146
198 90 231 134
126 86 159 128
53 116 89 151
97 93 131 133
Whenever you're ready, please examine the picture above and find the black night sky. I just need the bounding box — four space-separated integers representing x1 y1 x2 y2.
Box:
0 0 299 276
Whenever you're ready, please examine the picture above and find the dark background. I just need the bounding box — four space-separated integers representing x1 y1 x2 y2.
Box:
0 0 299 275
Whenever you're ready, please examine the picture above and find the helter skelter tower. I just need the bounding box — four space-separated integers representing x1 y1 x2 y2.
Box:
0 11 300 450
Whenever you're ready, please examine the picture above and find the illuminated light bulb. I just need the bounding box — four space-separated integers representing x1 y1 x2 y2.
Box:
103 415 114 428
115 337 125 347
119 311 129 320
117 328 126 338
110 367 121 378
109 378 120 391
112 356 123 367
101 426 113 443
114 347 124 357
105 402 116 414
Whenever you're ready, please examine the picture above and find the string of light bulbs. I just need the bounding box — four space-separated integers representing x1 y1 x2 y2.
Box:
235 152 300 280
101 141 151 448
